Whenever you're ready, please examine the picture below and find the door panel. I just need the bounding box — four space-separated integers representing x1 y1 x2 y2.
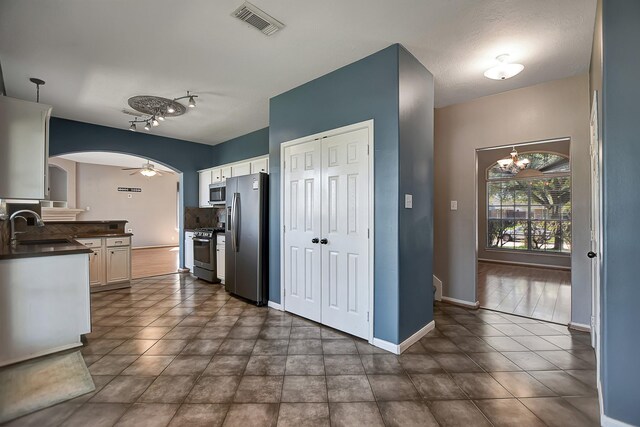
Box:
284 140 322 322
320 128 370 339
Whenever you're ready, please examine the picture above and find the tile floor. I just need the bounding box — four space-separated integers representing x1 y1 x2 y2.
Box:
5 274 599 426
477 261 572 324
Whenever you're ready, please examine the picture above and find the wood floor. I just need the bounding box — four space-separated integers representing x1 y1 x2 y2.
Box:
131 246 180 279
477 261 571 325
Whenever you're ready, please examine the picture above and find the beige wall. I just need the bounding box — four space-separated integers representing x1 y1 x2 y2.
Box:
477 140 571 268
434 74 591 325
75 162 179 248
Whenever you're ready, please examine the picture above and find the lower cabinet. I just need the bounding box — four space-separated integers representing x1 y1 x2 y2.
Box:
185 231 194 271
88 248 103 286
107 247 131 284
216 234 225 283
78 236 131 291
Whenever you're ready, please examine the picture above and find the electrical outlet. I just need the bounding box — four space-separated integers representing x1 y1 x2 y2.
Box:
450 200 458 210
127 228 132 233
127 194 132 199
404 194 413 209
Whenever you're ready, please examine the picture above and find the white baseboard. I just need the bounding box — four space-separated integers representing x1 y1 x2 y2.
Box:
441 296 480 309
568 321 591 332
132 244 179 250
601 413 635 427
372 320 436 355
478 257 571 271
433 275 442 301
267 300 284 311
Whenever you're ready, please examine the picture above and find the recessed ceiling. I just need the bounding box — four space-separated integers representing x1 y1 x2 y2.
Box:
0 0 596 146
56 152 174 172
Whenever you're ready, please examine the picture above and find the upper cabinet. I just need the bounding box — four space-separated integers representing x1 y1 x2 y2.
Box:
250 157 269 174
0 96 52 200
199 170 213 208
198 155 268 208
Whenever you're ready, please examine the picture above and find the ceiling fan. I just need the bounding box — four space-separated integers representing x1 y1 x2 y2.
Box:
122 160 172 177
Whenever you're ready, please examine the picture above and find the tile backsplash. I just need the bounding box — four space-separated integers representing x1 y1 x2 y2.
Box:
184 207 225 230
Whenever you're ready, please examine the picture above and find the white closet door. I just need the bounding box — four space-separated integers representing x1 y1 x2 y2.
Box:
283 140 322 322
320 128 370 339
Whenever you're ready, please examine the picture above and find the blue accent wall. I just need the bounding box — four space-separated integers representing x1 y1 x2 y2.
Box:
269 45 400 342
601 0 640 424
269 44 434 344
211 127 269 166
397 46 435 341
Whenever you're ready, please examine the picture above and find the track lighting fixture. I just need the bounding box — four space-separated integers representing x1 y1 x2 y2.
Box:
125 90 199 131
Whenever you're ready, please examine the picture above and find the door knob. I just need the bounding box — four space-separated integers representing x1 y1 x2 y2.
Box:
320 238 328 244
587 251 597 258
312 238 319 244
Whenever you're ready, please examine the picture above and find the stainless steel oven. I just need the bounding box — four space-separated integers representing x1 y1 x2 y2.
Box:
209 182 226 206
192 228 221 283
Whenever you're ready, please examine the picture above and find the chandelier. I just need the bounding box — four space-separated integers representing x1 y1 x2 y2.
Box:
127 91 198 132
497 147 530 174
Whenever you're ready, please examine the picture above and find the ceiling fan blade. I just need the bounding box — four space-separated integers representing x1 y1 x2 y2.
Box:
155 171 163 176
130 171 139 175
122 168 140 171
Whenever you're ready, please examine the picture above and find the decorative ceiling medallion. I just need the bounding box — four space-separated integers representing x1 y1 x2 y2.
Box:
127 96 186 117
125 90 198 132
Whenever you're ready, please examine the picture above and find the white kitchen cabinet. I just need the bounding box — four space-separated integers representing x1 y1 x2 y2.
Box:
77 236 131 291
88 248 103 286
199 170 213 207
216 234 225 282
250 157 269 174
231 162 251 177
220 166 231 181
107 247 130 284
211 168 223 184
185 231 194 271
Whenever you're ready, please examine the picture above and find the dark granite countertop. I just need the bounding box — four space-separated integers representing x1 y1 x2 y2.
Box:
73 232 133 238
43 220 128 225
0 239 92 260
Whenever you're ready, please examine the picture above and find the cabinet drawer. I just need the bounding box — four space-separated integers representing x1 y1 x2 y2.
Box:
106 237 130 247
77 238 102 248
216 234 226 244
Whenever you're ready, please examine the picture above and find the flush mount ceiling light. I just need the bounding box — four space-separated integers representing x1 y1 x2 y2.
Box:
484 54 524 80
126 91 199 132
497 147 530 174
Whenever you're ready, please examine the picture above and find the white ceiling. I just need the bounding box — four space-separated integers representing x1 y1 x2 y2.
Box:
56 152 174 172
0 0 596 146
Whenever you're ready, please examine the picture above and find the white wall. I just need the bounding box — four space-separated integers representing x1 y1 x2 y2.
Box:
75 162 179 248
434 74 591 325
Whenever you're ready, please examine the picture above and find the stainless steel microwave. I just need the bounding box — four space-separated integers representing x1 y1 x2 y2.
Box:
209 182 226 205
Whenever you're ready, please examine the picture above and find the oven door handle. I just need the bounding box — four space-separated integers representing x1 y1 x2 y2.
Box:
193 238 211 243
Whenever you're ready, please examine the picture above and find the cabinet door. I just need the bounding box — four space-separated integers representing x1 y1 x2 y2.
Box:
199 170 213 207
185 232 194 271
89 248 103 286
231 162 251 177
216 244 225 280
107 247 130 284
250 157 269 174
211 168 222 184
220 166 231 181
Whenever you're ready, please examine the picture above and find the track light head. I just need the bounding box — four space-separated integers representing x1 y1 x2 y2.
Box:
129 123 136 132
188 96 196 108
144 122 151 131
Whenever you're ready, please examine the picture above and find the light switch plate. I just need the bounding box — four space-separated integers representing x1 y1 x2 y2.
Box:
405 194 413 209
450 200 458 210
127 228 132 233
127 194 132 199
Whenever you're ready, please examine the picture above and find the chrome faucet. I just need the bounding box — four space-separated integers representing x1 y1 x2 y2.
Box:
9 210 45 246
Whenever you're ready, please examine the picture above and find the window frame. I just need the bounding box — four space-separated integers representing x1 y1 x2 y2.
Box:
485 151 571 255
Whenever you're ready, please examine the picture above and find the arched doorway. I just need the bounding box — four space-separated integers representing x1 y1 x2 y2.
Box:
50 151 184 278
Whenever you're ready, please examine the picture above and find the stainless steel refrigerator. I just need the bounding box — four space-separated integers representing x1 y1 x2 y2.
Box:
225 172 268 305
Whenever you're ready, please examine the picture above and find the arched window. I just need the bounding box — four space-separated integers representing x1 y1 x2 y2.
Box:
486 151 571 253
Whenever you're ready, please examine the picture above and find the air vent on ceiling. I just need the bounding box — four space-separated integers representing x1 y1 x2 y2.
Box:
232 1 284 36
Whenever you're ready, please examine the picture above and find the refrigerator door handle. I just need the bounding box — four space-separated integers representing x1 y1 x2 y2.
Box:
232 192 239 252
